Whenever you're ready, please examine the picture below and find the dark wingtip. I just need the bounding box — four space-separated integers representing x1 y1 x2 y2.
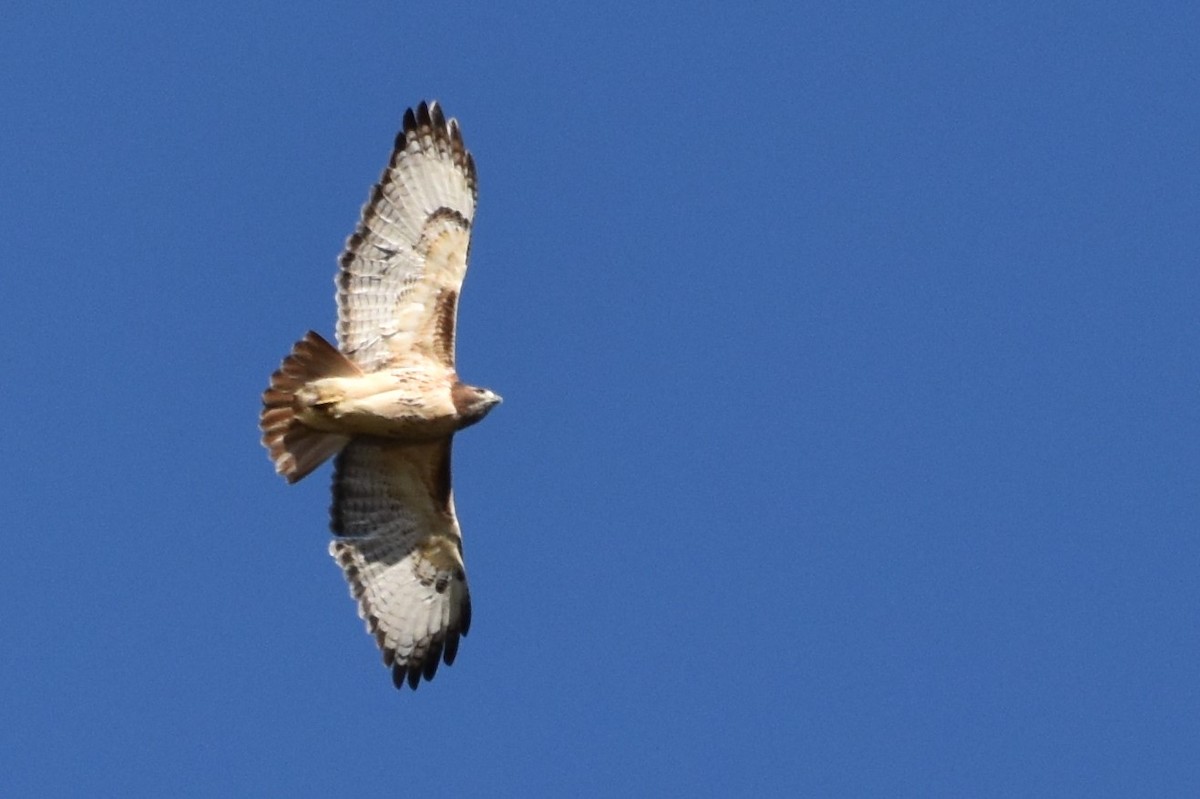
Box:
384 634 463 691
429 101 446 130
460 592 473 636
423 645 442 682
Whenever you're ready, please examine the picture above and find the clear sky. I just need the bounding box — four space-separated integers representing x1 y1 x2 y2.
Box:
3 1 1198 796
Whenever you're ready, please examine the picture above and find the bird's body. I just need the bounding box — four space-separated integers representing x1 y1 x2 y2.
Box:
288 356 487 440
260 101 498 690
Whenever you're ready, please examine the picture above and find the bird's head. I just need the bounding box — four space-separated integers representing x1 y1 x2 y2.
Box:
453 383 502 428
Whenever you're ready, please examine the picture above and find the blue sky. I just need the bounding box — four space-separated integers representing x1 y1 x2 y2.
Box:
3 1 1198 795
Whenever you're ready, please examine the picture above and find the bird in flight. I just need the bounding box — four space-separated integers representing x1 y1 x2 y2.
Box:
260 101 499 690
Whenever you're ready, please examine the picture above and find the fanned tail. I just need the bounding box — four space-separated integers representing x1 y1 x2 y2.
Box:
260 331 360 483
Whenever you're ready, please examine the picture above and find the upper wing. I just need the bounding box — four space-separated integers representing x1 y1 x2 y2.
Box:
328 437 471 690
336 101 477 372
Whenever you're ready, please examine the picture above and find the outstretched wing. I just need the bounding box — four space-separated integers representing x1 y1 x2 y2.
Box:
329 437 471 690
336 101 477 373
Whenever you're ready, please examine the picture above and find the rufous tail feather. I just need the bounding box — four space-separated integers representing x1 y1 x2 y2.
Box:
260 331 360 483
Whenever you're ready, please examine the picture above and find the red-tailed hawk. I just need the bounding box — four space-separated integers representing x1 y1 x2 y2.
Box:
260 101 499 690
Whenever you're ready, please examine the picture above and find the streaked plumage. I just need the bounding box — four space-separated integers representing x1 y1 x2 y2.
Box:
260 101 499 690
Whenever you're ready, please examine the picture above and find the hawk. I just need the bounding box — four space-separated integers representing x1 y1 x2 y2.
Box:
260 101 500 690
